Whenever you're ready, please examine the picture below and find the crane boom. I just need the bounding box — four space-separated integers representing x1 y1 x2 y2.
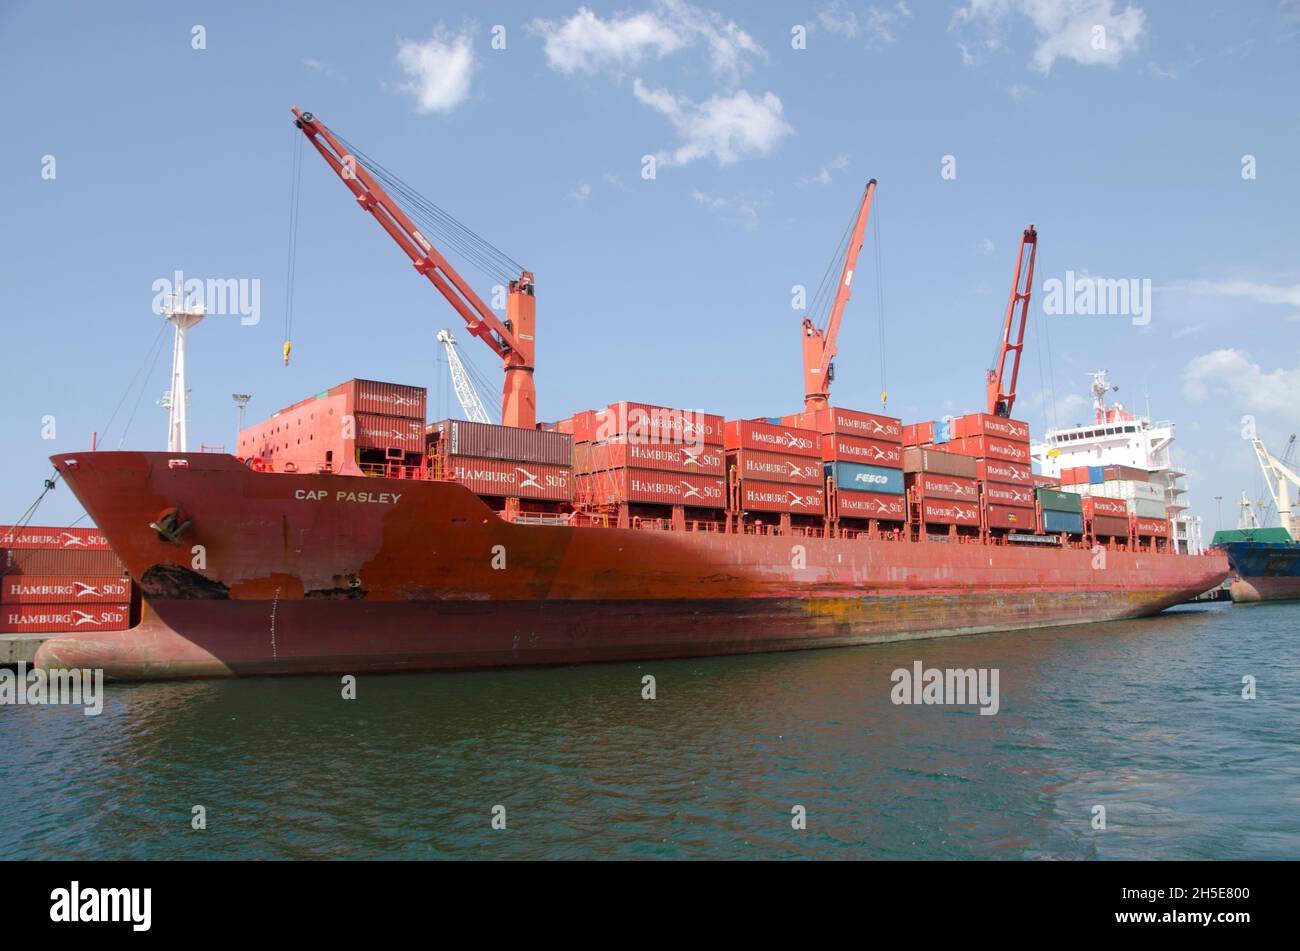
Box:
291 108 538 429
986 225 1038 418
802 179 876 412
437 329 492 424
1252 435 1300 539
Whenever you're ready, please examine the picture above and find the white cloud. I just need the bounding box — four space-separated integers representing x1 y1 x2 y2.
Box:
633 79 793 166
800 154 850 186
1007 81 1035 100
692 190 762 230
952 0 1147 74
977 238 996 254
395 27 476 114
531 1 763 83
569 182 593 200
302 58 335 76
817 2 859 38
865 2 913 46
1171 279 1300 308
1182 349 1300 416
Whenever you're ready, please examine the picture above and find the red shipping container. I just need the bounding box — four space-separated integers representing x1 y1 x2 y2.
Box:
784 407 902 443
574 441 724 476
448 458 573 501
949 413 1031 444
946 435 1031 465
921 499 981 526
984 481 1035 507
985 504 1035 530
577 403 724 446
740 481 825 515
330 379 427 419
0 526 112 550
836 490 906 520
1133 517 1170 537
555 417 576 435
1083 497 1129 518
431 419 572 466
579 470 726 507
725 419 821 458
1 575 131 604
821 433 903 467
975 458 1033 485
907 472 979 502
1091 515 1131 537
2 548 126 577
731 450 823 487
1 603 130 634
1031 474 1059 488
902 421 935 446
355 413 425 453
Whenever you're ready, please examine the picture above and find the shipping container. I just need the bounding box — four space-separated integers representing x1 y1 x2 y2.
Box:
575 403 724 446
1031 474 1059 489
933 418 952 444
2 548 126 577
784 407 902 443
1132 497 1167 519
902 447 979 478
984 481 1035 507
724 419 821 458
948 413 1031 444
985 504 1035 531
575 441 724 476
820 433 903 467
739 481 825 515
1103 464 1150 483
825 462 905 495
1092 479 1168 504
902 421 934 446
328 379 427 419
1036 488 1083 514
1083 496 1130 519
836 490 907 520
1042 510 1085 535
578 470 726 507
975 458 1033 484
1 603 130 634
447 458 573 501
0 526 112 550
430 419 573 466
1088 465 1105 484
920 499 981 526
355 413 425 453
1133 517 1170 537
1 575 132 604
906 472 979 502
946 435 1032 465
730 450 823 487
1091 515 1131 537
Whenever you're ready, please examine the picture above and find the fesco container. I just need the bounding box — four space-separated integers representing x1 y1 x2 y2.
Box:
740 481 825 515
820 434 903 467
1 575 132 604
1042 510 1085 535
836 490 906 520
0 526 112 550
447 458 573 501
1036 488 1083 514
1 603 130 634
730 450 823 487
724 419 821 458
824 462 904 495
431 419 573 466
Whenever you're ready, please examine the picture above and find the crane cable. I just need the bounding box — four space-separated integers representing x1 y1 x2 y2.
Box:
872 190 887 411
283 128 304 366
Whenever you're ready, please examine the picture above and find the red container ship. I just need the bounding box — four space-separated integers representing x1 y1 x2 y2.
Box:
32 110 1229 679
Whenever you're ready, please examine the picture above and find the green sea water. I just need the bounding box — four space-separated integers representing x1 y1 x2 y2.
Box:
2 601 1297 859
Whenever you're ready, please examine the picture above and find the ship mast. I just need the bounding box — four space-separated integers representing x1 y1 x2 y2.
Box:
162 293 204 452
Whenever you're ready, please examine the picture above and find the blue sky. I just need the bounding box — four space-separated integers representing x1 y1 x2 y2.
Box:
1 0 1297 530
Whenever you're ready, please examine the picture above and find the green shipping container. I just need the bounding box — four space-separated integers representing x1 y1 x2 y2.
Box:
1036 488 1083 514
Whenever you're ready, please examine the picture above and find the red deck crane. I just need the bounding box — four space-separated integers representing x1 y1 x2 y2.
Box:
986 225 1038 419
291 108 538 429
802 179 877 413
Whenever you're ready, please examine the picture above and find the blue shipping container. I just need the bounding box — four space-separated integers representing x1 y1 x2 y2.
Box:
825 461 904 495
1088 466 1105 484
933 418 952 444
1043 510 1085 534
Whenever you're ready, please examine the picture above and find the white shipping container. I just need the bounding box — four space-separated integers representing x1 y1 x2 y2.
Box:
1133 497 1167 518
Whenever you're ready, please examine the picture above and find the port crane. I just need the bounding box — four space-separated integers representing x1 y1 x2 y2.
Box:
986 226 1038 418
1252 434 1299 539
291 108 538 429
802 179 877 413
437 329 492 424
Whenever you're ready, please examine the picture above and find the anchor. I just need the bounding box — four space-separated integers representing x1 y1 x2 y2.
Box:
150 506 191 545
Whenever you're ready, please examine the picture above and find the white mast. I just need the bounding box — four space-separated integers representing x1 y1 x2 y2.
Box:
163 293 205 452
437 328 492 424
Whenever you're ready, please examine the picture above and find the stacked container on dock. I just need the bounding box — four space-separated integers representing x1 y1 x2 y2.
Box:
429 419 573 503
571 402 725 515
902 448 981 533
781 407 905 525
0 525 131 634
726 419 825 518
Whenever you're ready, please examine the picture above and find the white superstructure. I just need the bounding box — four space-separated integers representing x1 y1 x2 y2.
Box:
1030 370 1204 554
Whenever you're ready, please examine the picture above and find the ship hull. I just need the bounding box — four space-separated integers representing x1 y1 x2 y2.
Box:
1221 541 1300 604
35 452 1231 680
